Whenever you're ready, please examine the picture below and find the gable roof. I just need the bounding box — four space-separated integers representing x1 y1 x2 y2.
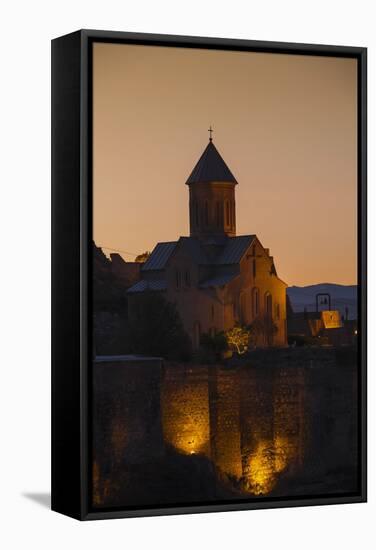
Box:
141 241 177 271
141 234 256 274
214 235 255 265
185 141 238 185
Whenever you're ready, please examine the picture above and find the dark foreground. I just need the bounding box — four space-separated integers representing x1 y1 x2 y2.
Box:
92 346 358 508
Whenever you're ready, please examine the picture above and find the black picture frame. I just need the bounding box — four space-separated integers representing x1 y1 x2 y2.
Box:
51 29 367 520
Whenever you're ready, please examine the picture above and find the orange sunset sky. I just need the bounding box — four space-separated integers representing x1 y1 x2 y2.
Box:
93 42 357 286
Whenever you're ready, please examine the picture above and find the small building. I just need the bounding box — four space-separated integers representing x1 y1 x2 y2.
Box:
127 136 287 349
287 300 357 346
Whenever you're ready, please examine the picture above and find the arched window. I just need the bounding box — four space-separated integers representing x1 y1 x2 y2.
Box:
275 303 280 320
216 201 221 227
193 321 201 349
226 200 230 226
204 201 209 226
252 287 259 317
240 292 246 324
265 292 272 318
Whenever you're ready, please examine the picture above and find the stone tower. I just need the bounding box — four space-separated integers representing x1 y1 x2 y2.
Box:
186 133 238 239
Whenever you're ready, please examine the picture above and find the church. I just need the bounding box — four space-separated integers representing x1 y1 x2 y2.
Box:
127 133 287 349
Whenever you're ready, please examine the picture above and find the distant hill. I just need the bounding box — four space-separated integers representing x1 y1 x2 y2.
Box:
287 283 357 320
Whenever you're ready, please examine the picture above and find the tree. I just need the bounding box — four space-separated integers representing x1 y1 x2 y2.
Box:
225 326 250 355
135 251 151 263
128 292 192 361
200 331 228 361
248 315 278 347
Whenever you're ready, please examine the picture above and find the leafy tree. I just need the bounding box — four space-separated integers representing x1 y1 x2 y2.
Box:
200 331 228 361
128 292 192 361
248 315 278 347
135 251 151 263
225 325 250 355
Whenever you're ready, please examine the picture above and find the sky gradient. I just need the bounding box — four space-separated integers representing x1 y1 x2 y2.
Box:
93 43 357 286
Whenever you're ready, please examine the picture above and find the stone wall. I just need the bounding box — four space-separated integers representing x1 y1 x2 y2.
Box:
161 363 211 457
92 347 358 506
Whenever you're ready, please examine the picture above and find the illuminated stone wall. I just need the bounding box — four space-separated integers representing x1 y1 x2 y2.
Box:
157 361 307 488
209 366 243 478
161 363 211 457
92 357 164 505
92 348 358 506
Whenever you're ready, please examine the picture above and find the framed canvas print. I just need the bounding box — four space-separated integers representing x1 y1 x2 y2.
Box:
51 30 367 520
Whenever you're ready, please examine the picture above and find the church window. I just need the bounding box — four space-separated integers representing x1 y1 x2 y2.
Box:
204 201 209 226
216 201 221 227
193 321 201 349
275 303 280 320
240 292 246 324
265 292 272 318
252 288 259 317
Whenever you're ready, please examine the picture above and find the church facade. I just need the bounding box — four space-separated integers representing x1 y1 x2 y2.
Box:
127 136 287 349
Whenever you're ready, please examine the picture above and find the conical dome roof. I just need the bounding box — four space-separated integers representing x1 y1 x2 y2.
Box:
185 141 238 185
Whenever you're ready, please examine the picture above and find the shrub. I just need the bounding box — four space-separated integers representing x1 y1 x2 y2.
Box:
128 292 192 361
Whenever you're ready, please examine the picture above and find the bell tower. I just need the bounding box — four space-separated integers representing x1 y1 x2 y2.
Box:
186 129 238 239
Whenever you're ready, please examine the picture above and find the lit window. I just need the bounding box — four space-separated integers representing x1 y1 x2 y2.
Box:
275 303 280 320
265 292 272 318
253 288 259 317
216 201 221 227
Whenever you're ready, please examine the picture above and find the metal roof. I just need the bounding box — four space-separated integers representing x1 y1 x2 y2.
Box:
214 235 255 265
139 234 256 280
199 273 239 288
178 237 209 264
126 279 167 293
141 241 177 271
186 141 238 185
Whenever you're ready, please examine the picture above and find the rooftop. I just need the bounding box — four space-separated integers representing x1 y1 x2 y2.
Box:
185 141 238 185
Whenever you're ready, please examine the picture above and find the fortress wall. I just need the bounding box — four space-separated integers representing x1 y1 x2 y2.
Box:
92 348 358 504
161 363 211 457
272 366 306 472
238 366 276 493
208 366 243 479
93 358 164 467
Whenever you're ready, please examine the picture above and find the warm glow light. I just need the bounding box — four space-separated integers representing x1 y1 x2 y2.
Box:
243 437 291 495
